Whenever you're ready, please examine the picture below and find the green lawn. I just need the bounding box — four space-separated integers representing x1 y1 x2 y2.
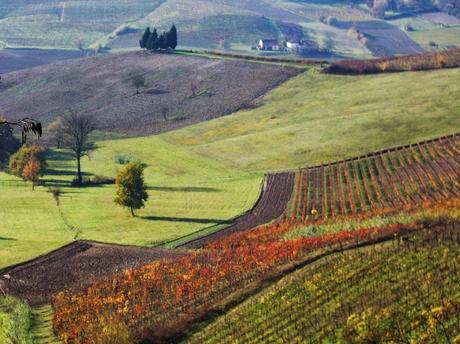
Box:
164 67 460 172
0 137 261 268
1 66 459 268
408 27 460 49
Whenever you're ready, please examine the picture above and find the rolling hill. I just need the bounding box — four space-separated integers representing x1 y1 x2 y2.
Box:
0 51 301 136
1 62 459 269
5 0 456 66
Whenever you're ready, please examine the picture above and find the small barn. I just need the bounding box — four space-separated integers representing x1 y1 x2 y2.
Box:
258 39 280 51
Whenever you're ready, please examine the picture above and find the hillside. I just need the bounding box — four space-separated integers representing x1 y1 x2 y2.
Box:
0 51 301 136
5 0 456 64
188 226 460 343
1 65 459 269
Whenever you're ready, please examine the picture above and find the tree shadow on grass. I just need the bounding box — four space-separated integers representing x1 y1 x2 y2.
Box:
141 216 232 225
0 237 16 241
147 186 221 193
46 150 74 162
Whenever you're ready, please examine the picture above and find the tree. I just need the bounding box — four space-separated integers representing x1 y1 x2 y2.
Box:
8 145 47 179
147 28 159 51
372 0 388 18
140 27 152 49
62 110 97 185
132 75 146 95
23 155 42 190
0 117 20 167
114 162 149 216
47 117 65 149
167 25 178 49
161 106 169 121
158 33 168 50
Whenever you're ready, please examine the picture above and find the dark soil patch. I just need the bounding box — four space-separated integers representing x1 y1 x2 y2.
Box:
180 172 295 248
0 241 185 307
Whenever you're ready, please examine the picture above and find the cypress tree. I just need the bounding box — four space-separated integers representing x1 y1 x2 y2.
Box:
148 28 159 50
168 25 178 49
139 27 151 49
158 33 168 50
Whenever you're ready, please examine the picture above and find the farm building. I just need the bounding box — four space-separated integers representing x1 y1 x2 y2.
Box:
286 40 319 54
258 39 282 51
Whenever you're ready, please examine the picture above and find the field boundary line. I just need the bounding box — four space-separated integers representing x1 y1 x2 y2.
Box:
269 132 460 175
166 177 267 248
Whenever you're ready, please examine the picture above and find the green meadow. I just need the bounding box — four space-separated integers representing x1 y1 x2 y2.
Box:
1 66 459 268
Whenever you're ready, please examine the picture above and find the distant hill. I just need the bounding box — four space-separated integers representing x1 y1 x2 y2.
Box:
0 51 301 136
0 0 459 70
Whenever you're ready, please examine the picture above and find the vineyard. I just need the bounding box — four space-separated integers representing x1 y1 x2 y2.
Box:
290 134 460 221
188 225 460 343
31 134 460 342
51 199 460 343
324 47 460 74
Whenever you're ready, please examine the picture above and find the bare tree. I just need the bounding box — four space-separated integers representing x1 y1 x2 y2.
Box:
132 75 146 95
47 117 65 149
161 106 169 121
190 81 198 97
62 110 97 185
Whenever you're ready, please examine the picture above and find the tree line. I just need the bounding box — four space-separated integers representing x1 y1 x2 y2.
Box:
1 112 149 216
140 25 177 51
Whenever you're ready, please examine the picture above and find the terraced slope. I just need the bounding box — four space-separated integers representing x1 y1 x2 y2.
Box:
188 226 460 343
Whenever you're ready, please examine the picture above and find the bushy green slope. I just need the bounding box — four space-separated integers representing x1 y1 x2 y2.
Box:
0 296 33 343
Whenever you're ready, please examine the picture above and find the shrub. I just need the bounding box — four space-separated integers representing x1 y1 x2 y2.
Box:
114 153 138 165
8 145 47 179
71 175 115 186
49 186 62 205
323 47 460 75
0 296 33 344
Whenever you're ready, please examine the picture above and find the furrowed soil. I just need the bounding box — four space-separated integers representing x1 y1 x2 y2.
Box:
0 50 302 136
0 241 185 307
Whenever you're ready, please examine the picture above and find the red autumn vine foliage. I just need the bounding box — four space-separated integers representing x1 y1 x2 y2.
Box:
324 47 460 74
53 217 442 342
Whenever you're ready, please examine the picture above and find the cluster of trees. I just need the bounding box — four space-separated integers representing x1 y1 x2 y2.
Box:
0 118 20 168
2 111 148 215
8 145 47 190
366 0 460 18
139 25 177 51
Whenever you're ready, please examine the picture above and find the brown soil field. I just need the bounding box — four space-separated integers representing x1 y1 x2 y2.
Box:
0 50 301 136
181 172 295 248
0 240 185 307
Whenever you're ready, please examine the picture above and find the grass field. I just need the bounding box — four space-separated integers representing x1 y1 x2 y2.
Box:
164 67 460 171
1 66 459 268
0 138 261 268
0 0 164 50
